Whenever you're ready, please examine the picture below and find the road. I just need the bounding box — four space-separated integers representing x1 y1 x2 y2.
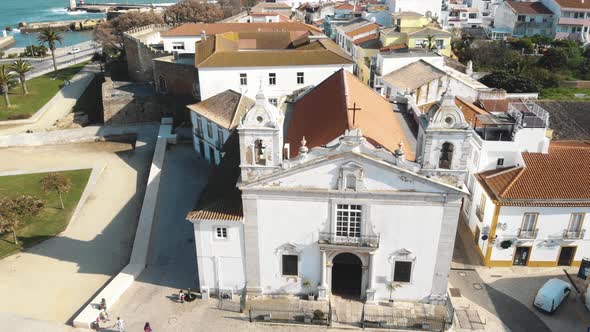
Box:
0 41 98 79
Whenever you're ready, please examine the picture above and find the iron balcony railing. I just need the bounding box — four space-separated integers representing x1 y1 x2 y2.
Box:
517 228 539 239
563 229 585 240
318 232 379 248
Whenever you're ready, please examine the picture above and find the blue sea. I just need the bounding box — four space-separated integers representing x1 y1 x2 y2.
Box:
1 0 175 48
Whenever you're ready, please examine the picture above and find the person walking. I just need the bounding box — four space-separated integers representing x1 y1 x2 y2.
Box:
144 322 153 332
179 289 185 304
99 298 107 311
113 316 124 332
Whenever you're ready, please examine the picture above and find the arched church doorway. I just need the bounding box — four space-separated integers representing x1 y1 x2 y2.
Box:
331 253 362 298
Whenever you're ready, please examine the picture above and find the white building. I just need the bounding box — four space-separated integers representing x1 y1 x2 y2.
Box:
193 30 354 101
335 18 380 56
187 90 255 164
492 1 554 39
188 70 470 303
466 140 590 268
160 22 322 54
389 0 443 21
541 0 590 42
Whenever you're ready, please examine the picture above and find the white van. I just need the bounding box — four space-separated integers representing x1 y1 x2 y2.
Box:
533 278 572 313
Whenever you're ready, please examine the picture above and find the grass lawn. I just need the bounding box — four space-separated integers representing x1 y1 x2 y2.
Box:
0 61 89 121
539 87 590 100
0 169 92 259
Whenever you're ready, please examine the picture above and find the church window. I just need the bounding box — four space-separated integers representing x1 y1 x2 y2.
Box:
497 158 504 167
438 142 454 169
215 227 228 239
345 174 356 190
240 73 247 86
282 255 298 276
158 76 167 94
254 139 266 165
297 72 304 85
268 98 278 106
269 73 276 85
207 120 213 138
393 261 412 282
336 204 362 238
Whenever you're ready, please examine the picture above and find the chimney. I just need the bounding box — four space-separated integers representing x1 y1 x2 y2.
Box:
466 60 473 77
200 30 207 41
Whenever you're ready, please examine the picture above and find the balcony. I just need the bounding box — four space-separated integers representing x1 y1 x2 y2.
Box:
194 128 203 139
318 232 379 248
475 206 484 222
563 229 585 240
517 228 539 239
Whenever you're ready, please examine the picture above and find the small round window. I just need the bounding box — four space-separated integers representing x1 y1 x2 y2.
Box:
445 116 454 125
256 116 264 123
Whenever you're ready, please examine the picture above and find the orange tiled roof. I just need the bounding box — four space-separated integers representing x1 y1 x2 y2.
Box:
186 199 243 221
162 22 321 37
346 23 380 37
353 33 379 45
506 1 553 15
286 69 415 160
476 142 590 206
554 0 590 9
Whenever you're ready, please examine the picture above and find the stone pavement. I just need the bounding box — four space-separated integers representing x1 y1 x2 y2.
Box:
0 128 157 324
0 62 98 135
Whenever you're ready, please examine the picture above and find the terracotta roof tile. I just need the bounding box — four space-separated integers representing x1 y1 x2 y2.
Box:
286 69 415 160
187 90 255 129
186 199 243 221
345 23 380 38
382 60 445 90
353 33 379 45
162 22 321 37
554 0 590 9
195 32 352 67
476 143 590 206
506 1 554 15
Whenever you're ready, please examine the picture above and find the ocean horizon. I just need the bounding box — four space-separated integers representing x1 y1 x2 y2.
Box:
1 0 176 48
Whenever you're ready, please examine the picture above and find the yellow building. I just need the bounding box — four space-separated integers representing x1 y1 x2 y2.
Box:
353 37 381 85
392 11 432 33
406 28 453 57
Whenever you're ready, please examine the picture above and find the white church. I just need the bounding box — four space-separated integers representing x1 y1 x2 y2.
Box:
187 70 470 304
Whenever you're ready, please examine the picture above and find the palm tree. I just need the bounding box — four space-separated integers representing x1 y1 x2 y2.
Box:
9 59 34 95
0 65 15 107
425 34 436 51
38 29 63 76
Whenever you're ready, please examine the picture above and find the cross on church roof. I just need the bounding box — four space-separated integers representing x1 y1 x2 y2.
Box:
347 102 362 128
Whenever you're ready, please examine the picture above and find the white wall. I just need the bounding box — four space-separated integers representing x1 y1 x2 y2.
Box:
389 0 442 20
162 36 201 54
198 64 353 100
491 206 590 264
190 111 229 164
377 54 444 77
194 220 246 293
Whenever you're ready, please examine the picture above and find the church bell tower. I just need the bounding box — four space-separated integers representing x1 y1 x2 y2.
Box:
237 89 283 182
417 93 471 186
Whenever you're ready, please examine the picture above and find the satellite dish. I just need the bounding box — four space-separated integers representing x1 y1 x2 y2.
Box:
481 234 489 241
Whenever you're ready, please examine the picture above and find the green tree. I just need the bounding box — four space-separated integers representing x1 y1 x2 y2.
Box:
94 11 164 55
509 38 534 53
479 71 538 93
425 34 436 51
538 48 568 70
38 29 64 76
0 65 16 107
9 59 34 95
40 173 72 209
164 0 224 24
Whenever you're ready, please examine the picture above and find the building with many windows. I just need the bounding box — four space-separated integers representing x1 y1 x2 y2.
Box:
493 1 554 39
187 69 470 304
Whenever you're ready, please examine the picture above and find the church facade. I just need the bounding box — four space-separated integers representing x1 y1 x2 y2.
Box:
188 70 470 304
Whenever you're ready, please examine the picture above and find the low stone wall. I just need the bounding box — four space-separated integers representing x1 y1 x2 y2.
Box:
153 56 200 99
123 25 172 83
560 80 590 89
102 78 163 124
72 118 176 329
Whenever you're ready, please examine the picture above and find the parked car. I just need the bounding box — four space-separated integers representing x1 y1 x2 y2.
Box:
68 48 81 54
533 278 572 313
